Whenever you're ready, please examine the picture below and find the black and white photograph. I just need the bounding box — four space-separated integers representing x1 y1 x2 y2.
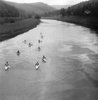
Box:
0 0 98 100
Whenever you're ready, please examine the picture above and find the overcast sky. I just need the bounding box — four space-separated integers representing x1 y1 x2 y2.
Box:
4 0 88 5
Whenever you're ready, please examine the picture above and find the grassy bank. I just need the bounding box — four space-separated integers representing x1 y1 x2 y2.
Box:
0 18 40 42
42 16 98 33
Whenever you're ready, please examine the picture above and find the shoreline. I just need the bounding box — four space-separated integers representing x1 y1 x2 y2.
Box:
42 16 98 34
0 18 40 42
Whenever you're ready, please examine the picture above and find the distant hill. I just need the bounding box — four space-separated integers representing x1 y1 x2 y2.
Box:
52 5 70 10
6 2 56 15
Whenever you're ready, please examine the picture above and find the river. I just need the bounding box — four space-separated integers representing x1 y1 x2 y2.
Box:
0 19 98 100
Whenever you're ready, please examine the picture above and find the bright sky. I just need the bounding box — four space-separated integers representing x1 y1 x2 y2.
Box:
4 0 88 5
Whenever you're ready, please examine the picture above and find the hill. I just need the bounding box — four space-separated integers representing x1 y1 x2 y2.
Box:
6 1 56 15
63 0 98 17
89 0 98 1
0 0 36 24
0 0 19 17
52 5 70 10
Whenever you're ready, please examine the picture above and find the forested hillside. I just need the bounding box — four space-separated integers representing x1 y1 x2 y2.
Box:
61 0 98 17
0 0 39 24
59 0 98 31
0 0 40 41
0 0 19 17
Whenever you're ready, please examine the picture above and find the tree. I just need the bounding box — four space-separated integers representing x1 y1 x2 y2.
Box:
34 14 41 19
60 8 66 17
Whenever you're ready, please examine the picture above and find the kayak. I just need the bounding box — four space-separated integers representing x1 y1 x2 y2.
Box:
42 58 47 63
4 65 10 71
35 65 39 70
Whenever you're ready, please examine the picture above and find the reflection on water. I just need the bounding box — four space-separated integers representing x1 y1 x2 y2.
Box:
0 19 98 100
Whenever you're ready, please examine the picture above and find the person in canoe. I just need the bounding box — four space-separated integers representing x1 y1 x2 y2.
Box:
4 61 11 71
42 56 47 63
38 47 41 51
23 40 27 44
28 43 32 47
38 40 41 43
17 50 20 56
35 62 40 70
40 33 44 39
41 35 43 39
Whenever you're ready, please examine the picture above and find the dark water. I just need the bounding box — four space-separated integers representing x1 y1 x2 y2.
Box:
0 19 98 100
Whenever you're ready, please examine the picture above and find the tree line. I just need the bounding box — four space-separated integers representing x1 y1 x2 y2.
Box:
60 0 98 17
0 0 40 24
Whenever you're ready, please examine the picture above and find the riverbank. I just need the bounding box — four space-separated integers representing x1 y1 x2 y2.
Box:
42 16 98 34
0 18 40 42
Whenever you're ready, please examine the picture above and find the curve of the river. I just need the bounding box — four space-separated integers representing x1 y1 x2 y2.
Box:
0 19 98 100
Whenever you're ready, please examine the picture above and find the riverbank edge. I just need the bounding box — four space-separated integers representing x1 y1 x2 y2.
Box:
42 16 98 34
0 18 40 42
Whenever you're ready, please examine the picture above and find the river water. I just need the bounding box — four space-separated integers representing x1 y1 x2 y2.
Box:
0 19 98 100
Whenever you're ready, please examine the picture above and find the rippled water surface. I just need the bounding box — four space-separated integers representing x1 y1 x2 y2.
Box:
0 19 98 100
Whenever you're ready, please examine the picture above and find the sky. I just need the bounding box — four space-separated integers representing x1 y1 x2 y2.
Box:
4 0 88 5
